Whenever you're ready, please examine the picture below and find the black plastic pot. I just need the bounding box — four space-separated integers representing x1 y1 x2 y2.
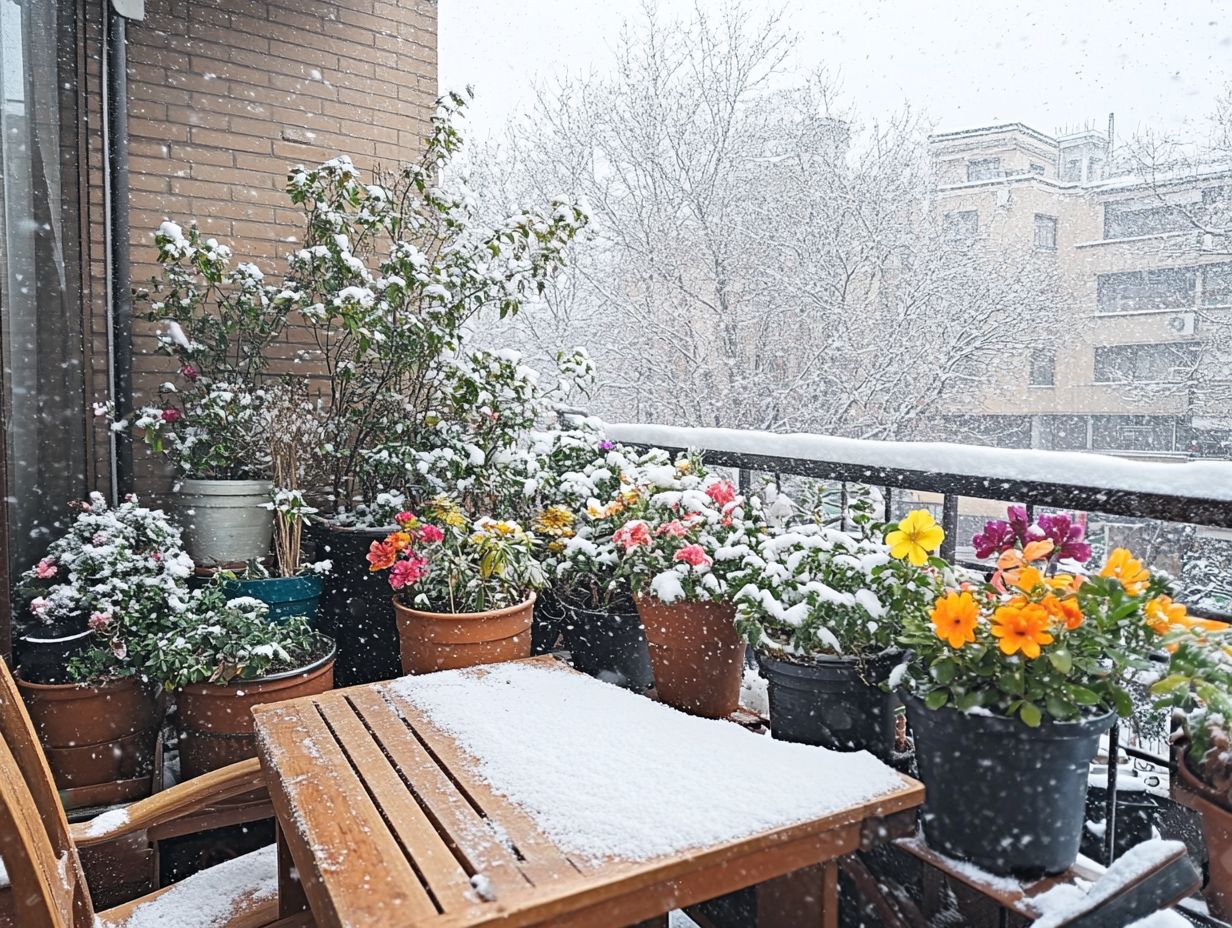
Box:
533 591 567 655
903 691 1114 876
309 522 400 686
559 597 653 692
757 649 901 760
17 628 94 684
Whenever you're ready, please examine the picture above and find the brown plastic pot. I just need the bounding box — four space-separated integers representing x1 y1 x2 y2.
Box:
394 595 535 675
176 645 335 781
1174 749 1232 919
16 674 163 792
635 595 745 719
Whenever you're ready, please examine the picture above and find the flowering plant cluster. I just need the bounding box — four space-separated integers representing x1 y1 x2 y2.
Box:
734 508 952 659
138 581 330 689
899 506 1177 726
367 497 546 613
16 493 194 682
605 456 764 604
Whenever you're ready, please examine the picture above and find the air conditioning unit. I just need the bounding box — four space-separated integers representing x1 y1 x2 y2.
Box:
1167 312 1197 336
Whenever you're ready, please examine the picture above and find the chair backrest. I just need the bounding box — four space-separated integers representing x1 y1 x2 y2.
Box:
0 659 93 927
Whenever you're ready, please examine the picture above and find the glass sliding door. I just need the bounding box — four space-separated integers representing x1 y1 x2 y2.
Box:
0 0 86 656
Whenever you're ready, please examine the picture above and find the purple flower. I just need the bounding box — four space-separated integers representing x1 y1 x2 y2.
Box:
972 519 1017 559
1037 513 1092 564
598 440 615 451
1007 505 1031 544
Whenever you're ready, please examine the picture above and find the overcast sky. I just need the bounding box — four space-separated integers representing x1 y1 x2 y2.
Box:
440 0 1232 145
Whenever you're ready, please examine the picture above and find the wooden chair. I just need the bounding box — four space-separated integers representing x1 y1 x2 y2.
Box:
0 657 310 928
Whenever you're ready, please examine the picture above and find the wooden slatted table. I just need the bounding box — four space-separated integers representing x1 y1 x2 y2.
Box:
253 657 923 928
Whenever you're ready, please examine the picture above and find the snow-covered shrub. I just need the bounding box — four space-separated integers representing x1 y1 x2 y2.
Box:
1151 622 1232 801
605 454 765 604
139 581 330 688
899 506 1178 727
16 493 194 682
366 498 546 613
732 508 952 660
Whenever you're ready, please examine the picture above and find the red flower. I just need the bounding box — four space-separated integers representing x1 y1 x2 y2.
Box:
613 520 651 551
705 480 736 507
161 407 182 423
390 553 429 590
674 544 712 568
180 364 199 382
417 524 444 544
367 540 397 571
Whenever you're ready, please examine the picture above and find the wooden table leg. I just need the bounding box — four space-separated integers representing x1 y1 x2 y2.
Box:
277 823 309 917
755 861 838 928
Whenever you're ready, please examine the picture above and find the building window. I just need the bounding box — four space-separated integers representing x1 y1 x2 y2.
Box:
1103 199 1192 239
1096 267 1197 313
1038 415 1089 451
1092 416 1181 454
1029 349 1055 386
1201 263 1232 306
966 157 1002 182
1029 163 1046 175
1062 158 1083 182
1093 342 1200 383
1033 214 1057 250
944 209 979 238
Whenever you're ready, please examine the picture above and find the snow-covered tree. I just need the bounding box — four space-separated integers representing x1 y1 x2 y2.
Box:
478 2 1062 439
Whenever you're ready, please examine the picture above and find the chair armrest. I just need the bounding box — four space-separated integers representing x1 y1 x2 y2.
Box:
71 757 266 848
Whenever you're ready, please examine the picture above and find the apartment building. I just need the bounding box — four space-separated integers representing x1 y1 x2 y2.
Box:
929 121 1232 462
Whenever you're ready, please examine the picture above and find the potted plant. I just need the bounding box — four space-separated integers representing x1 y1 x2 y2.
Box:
897 506 1168 876
267 95 585 685
733 503 949 759
367 498 546 674
141 581 336 779
96 220 292 566
531 430 656 691
608 455 765 718
13 492 193 796
219 385 332 624
1151 617 1232 918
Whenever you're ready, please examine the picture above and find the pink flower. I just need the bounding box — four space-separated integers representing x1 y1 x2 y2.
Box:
161 407 182 423
34 559 57 579
92 532 108 546
389 553 429 590
150 551 162 561
29 597 49 616
110 639 127 660
706 480 737 508
656 520 690 538
89 612 113 632
417 524 444 544
395 511 418 526
613 520 651 551
180 364 199 382
674 544 712 569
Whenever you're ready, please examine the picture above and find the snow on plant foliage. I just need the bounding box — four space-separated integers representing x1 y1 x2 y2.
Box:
16 493 194 682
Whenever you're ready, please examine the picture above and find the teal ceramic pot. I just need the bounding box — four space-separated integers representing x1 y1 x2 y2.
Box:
222 574 325 626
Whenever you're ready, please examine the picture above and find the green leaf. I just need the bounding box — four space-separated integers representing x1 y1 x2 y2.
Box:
1149 673 1191 696
931 658 957 685
1068 685 1100 706
1019 702 1042 727
1110 684 1134 717
925 689 949 711
1047 647 1073 674
1046 694 1076 720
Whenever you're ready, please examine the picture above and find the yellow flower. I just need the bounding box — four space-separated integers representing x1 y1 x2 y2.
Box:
534 506 575 536
886 509 945 566
429 496 467 528
1145 595 1187 635
675 458 693 474
620 487 641 506
1100 547 1150 596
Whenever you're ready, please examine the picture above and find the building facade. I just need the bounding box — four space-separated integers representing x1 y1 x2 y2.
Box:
929 121 1232 462
0 0 438 652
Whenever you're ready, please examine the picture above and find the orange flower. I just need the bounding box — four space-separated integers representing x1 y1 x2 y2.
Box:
1042 593 1084 630
1144 595 1187 635
1100 548 1150 596
387 531 412 553
990 602 1054 659
366 540 397 572
1023 538 1055 562
1014 566 1047 593
931 591 980 649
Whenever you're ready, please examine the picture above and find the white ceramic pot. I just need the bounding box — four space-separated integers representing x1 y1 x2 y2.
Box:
176 478 273 565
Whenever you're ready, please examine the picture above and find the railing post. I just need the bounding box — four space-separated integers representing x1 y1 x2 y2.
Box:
940 494 958 562
1104 723 1119 864
883 486 892 524
738 467 751 496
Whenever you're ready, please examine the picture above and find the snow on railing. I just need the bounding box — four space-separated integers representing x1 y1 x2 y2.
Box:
605 423 1232 529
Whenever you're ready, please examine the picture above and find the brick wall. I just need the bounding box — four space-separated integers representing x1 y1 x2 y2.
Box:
82 0 438 496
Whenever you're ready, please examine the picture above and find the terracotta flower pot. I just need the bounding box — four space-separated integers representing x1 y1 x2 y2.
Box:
635 596 745 719
176 645 335 781
16 674 164 793
393 595 535 675
1174 749 1232 919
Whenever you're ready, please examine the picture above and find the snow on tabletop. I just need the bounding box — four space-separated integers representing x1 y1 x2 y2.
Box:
112 844 277 928
894 835 1024 895
1125 912 1193 928
1029 839 1187 928
386 662 906 863
83 806 129 837
604 423 1232 502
